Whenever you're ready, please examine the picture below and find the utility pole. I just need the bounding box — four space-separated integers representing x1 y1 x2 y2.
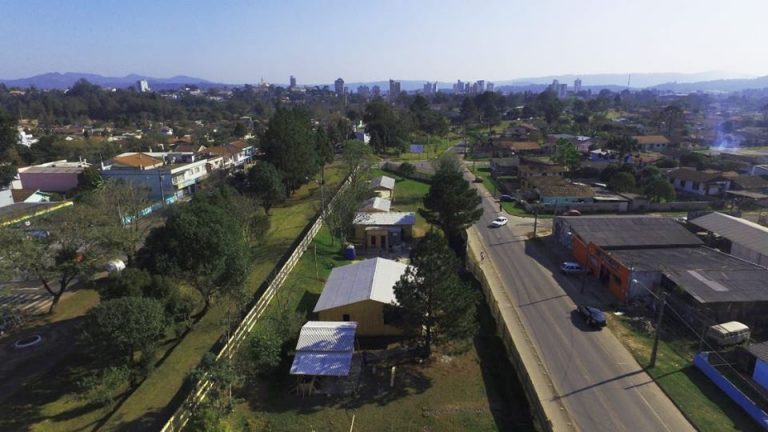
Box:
533 207 539 238
649 292 668 368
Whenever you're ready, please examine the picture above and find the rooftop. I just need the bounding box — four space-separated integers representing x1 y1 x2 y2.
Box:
689 212 768 257
633 135 671 145
358 197 391 212
111 153 164 170
353 212 416 226
667 167 729 183
371 175 396 190
290 321 357 377
559 215 702 249
748 341 768 363
313 258 409 312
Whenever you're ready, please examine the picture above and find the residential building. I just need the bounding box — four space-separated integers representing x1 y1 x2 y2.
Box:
729 175 768 194
371 85 381 97
353 212 415 250
486 82 494 92
494 139 541 155
289 75 296 89
334 78 345 96
313 258 408 336
357 85 370 99
101 155 219 201
137 79 150 93
548 134 593 153
490 157 520 177
574 78 582 93
17 160 90 193
666 167 733 196
689 212 768 267
388 79 401 100
370 175 396 200
358 197 391 213
17 127 37 147
634 135 671 152
519 159 567 190
529 177 594 205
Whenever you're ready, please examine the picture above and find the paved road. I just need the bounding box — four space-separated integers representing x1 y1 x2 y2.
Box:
466 169 694 431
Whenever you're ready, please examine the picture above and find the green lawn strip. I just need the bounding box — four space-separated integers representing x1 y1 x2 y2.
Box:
610 318 760 432
4 164 345 432
395 136 458 161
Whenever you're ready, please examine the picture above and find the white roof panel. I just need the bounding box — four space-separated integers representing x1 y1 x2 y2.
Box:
358 197 391 212
290 321 357 376
353 212 416 226
371 175 396 190
313 258 409 312
290 352 353 376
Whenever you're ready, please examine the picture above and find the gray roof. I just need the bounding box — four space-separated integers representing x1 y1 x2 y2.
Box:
560 215 702 249
358 197 391 212
353 212 416 226
610 247 759 273
747 341 768 363
371 175 396 190
290 321 357 376
689 212 768 257
313 258 409 312
664 268 768 304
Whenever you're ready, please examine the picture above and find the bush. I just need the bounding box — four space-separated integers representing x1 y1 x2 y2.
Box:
248 326 283 375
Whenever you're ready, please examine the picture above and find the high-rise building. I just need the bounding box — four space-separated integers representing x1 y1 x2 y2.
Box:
388 79 401 100
334 78 345 96
477 80 485 92
487 82 495 92
453 80 464 94
422 81 437 95
574 78 582 93
372 85 381 97
137 79 150 93
289 75 297 89
357 85 370 98
559 84 568 98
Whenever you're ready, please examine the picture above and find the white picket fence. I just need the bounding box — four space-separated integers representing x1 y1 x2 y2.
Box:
159 175 350 432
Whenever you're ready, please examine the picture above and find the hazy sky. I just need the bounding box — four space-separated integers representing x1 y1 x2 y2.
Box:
1 0 766 84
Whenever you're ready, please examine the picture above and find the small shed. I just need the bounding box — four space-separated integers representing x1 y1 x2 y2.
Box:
290 321 357 377
371 175 396 200
353 212 415 250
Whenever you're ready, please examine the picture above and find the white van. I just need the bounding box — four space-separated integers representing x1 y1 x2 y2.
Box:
706 321 750 346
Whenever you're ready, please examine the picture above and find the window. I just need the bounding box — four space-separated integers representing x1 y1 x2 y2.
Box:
342 314 350 321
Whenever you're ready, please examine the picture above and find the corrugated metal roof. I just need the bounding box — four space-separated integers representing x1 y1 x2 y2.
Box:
290 321 357 376
689 212 768 257
313 258 408 312
748 341 768 363
560 215 702 249
358 197 391 212
371 175 396 190
664 268 768 303
353 212 415 226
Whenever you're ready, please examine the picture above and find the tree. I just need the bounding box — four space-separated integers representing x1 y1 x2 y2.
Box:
606 134 638 157
261 107 319 193
248 327 283 375
552 138 581 173
232 122 247 138
420 154 482 250
535 90 563 125
0 204 115 313
245 161 286 214
364 98 409 153
0 164 17 188
136 197 250 314
325 141 373 245
0 108 17 161
188 353 242 424
608 171 636 193
77 166 104 192
644 177 676 203
391 231 477 357
77 366 131 408
81 297 167 377
460 97 479 125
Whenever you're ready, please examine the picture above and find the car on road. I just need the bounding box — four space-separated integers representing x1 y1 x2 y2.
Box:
490 216 508 227
560 261 584 274
499 194 515 202
577 305 607 328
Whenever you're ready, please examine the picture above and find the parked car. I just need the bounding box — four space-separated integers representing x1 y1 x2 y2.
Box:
105 259 126 273
499 194 515 202
706 321 750 346
490 216 508 227
560 261 584 274
577 305 607 328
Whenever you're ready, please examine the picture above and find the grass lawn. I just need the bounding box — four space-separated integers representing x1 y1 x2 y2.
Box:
609 317 761 432
395 136 458 161
225 226 533 431
0 163 347 432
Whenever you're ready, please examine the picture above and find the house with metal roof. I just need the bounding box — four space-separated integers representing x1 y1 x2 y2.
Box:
370 175 396 200
290 321 357 377
633 135 671 152
313 258 408 336
353 212 415 250
689 212 768 267
358 197 391 213
666 167 733 196
17 160 90 193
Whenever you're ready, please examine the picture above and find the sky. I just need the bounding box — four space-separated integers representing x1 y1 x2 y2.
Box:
1 0 767 85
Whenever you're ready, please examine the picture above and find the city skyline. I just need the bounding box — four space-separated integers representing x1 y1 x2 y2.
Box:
1 0 767 84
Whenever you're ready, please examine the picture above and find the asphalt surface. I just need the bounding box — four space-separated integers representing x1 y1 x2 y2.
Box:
466 169 694 432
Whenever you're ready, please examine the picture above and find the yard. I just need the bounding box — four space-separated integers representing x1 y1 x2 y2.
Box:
225 224 534 431
609 316 761 432
0 163 348 431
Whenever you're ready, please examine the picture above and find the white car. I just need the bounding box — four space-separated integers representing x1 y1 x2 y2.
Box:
490 216 508 227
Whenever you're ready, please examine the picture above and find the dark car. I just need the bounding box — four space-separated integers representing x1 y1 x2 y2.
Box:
577 305 607 328
499 194 515 202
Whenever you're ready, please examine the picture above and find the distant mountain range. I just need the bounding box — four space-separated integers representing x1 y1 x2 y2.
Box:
0 72 221 90
2 71 768 93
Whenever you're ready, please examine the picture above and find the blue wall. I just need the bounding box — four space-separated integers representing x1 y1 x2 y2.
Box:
695 352 768 430
754 359 768 393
